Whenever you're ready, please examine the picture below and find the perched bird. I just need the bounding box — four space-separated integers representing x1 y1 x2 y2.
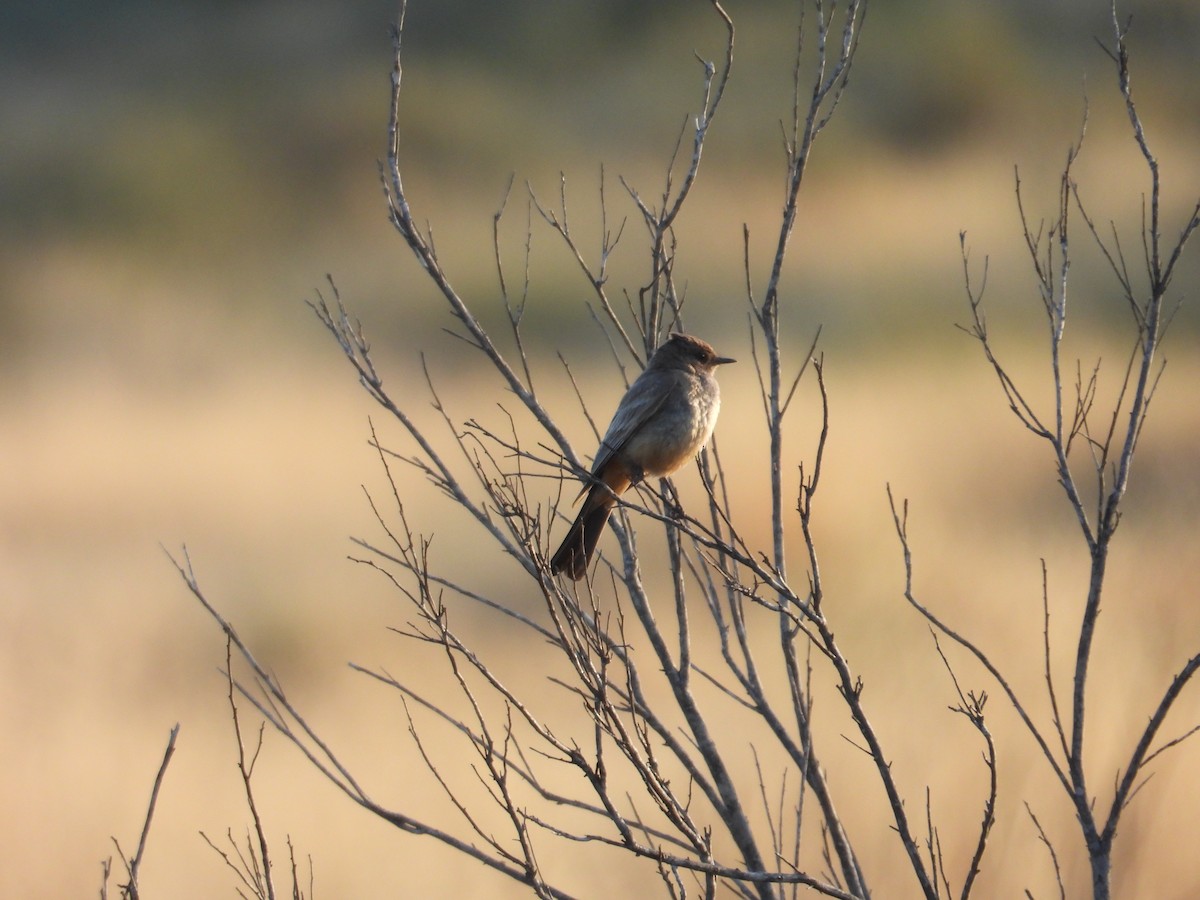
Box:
550 333 735 580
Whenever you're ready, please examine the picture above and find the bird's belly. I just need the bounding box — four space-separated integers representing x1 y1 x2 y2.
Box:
625 387 720 478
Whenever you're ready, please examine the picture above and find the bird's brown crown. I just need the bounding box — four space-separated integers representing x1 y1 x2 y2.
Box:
650 333 736 372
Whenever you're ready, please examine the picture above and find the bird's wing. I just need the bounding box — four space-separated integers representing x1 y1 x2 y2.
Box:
585 370 673 484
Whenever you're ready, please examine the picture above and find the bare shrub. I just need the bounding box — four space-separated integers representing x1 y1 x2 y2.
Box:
163 2 1199 897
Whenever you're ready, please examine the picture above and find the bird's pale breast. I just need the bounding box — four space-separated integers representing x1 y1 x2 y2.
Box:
621 371 721 477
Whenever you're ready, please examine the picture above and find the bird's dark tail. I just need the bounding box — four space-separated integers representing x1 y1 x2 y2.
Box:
550 488 615 580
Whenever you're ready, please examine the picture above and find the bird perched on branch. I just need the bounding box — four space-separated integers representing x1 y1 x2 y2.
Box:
550 333 735 580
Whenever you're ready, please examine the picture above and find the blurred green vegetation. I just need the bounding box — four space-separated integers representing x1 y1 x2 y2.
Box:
3 0 1199 366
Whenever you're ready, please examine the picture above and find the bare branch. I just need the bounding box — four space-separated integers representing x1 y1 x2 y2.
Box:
111 724 180 900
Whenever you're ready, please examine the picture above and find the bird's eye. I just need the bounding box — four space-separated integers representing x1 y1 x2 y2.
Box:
697 351 710 363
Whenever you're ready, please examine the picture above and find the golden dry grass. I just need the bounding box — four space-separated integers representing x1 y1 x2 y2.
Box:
3 313 1197 896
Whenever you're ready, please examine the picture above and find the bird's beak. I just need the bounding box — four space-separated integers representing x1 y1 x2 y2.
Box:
714 355 736 366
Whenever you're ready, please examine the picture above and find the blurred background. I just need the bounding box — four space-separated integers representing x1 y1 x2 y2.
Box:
3 0 1199 896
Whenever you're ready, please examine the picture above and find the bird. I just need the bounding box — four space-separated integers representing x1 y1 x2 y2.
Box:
550 332 735 580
